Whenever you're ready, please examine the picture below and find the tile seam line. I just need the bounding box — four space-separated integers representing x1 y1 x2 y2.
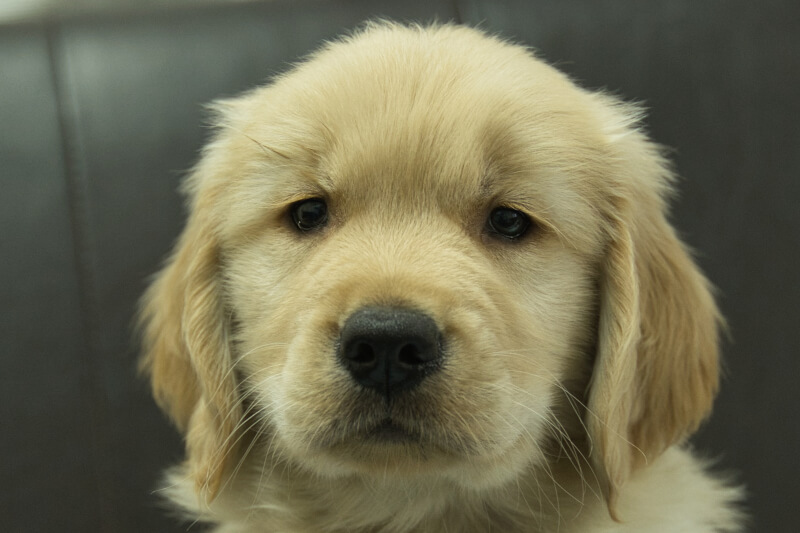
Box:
44 21 117 533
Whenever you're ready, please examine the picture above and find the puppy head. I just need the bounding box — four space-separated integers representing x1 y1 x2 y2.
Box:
139 23 720 514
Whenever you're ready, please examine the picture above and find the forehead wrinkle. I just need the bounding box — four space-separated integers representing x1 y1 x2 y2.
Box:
322 112 487 212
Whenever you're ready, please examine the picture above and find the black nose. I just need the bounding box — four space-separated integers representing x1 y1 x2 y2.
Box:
339 307 442 398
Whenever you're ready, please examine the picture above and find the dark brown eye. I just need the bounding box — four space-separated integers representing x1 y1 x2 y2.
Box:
487 207 531 239
291 198 328 231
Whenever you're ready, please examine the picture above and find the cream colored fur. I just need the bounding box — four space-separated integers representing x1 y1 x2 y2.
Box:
140 22 743 532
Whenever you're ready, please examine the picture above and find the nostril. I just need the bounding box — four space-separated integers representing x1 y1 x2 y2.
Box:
397 343 425 367
352 342 376 365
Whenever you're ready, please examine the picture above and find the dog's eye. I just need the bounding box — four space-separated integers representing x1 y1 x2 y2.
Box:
487 207 532 240
290 198 328 231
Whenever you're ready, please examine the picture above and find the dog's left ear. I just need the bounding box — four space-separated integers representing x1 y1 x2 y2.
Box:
587 106 722 517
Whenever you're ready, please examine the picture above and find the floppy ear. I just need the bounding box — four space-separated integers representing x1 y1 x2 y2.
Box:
587 130 721 517
139 174 242 502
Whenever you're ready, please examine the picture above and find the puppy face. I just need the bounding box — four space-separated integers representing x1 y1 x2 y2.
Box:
140 23 720 513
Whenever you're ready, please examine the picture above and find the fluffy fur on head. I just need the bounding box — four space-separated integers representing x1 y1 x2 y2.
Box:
140 22 743 532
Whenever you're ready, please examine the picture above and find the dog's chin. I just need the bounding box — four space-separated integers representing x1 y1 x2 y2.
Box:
276 415 471 480
278 411 536 488
278 415 540 492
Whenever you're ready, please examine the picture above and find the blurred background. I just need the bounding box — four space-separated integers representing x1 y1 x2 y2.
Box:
1 0 798 531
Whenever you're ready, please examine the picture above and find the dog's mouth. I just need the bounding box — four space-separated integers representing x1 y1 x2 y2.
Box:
279 369 497 464
308 414 468 472
363 418 420 444
308 405 478 460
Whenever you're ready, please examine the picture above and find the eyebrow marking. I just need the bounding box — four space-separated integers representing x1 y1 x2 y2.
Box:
244 132 291 160
229 126 292 160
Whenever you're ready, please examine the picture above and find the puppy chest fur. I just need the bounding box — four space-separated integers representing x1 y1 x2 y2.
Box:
140 22 743 533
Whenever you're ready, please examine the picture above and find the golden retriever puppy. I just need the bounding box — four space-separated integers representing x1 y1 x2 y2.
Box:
140 22 743 532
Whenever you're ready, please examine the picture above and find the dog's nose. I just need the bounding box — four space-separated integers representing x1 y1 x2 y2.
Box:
339 307 442 398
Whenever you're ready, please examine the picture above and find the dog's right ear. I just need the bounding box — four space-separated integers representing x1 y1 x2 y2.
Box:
139 159 242 502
